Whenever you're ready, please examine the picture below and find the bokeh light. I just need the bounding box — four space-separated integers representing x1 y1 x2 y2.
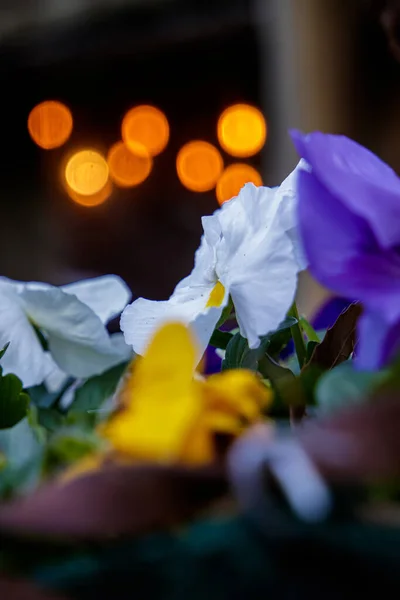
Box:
121 105 169 157
65 149 109 196
28 100 73 150
216 163 263 205
176 141 223 192
107 141 152 187
66 180 113 207
217 104 266 158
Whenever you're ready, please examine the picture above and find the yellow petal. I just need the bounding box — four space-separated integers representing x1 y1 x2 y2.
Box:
204 410 242 435
203 369 271 422
180 422 215 465
131 322 198 403
104 391 203 463
206 281 226 308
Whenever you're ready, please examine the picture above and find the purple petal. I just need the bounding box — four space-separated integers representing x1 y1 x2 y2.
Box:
312 297 352 330
296 168 369 294
356 311 400 370
291 130 400 248
297 169 400 321
204 345 222 374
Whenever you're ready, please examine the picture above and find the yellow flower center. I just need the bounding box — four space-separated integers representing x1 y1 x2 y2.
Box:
206 281 225 308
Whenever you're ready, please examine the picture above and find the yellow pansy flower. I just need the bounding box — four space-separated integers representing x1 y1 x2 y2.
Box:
102 322 271 465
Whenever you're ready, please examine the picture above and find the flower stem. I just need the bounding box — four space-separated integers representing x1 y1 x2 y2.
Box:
288 302 307 369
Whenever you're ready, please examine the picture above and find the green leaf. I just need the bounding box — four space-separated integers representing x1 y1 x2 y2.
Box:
222 318 299 372
267 316 298 357
46 429 100 465
28 384 62 409
0 374 30 429
259 354 295 382
305 303 362 371
306 341 319 362
300 317 320 342
222 334 268 371
209 329 233 350
215 296 234 328
0 418 44 497
0 342 10 361
287 303 307 368
316 362 384 416
70 362 129 412
37 408 66 432
28 377 74 410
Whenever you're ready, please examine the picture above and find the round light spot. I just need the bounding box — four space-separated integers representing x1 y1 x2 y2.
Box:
122 105 169 157
217 104 267 158
176 141 223 192
66 179 113 207
216 163 263 205
28 100 73 150
65 150 109 196
107 141 152 187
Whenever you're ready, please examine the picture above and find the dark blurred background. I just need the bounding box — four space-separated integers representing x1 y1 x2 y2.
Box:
0 0 399 315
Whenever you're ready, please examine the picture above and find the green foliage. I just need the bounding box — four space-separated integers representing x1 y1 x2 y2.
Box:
44 427 102 475
70 362 129 413
215 296 234 328
222 334 266 371
0 417 44 498
267 317 298 357
0 342 10 360
0 343 30 429
316 362 385 416
0 375 30 429
222 317 297 404
222 317 298 376
299 317 320 343
209 329 233 350
28 377 74 410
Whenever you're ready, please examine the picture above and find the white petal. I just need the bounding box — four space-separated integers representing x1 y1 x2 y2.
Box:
175 234 217 292
109 332 134 361
44 357 69 393
0 281 51 388
62 275 131 324
275 160 308 271
215 176 301 348
121 282 226 360
20 287 129 379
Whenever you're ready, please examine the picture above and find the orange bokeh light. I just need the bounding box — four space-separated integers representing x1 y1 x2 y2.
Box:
176 141 223 192
217 104 267 158
107 141 152 187
216 163 263 205
65 149 109 196
122 105 169 157
66 179 113 207
28 100 73 150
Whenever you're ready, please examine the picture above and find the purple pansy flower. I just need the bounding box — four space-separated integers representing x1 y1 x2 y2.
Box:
291 129 400 369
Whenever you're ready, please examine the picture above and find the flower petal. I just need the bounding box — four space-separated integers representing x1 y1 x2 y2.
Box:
62 275 131 324
104 324 204 463
44 357 69 393
216 182 301 348
291 130 400 248
297 168 400 321
121 282 226 360
356 311 400 370
0 282 50 387
20 287 128 379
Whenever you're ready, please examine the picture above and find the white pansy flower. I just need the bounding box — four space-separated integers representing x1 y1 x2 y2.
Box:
121 162 306 359
0 275 132 388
